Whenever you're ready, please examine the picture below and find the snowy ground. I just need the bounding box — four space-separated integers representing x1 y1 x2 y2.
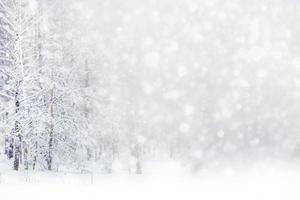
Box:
1 161 300 200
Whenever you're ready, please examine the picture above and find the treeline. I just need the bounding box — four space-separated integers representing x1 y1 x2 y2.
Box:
0 0 153 174
0 0 89 171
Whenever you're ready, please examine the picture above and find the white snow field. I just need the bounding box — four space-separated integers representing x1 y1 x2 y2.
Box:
1 161 300 200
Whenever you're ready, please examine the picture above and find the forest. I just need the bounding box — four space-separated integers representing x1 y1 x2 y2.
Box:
1 0 300 176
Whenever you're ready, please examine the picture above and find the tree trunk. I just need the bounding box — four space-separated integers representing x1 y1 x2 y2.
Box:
32 2 43 170
47 88 54 170
13 87 21 171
